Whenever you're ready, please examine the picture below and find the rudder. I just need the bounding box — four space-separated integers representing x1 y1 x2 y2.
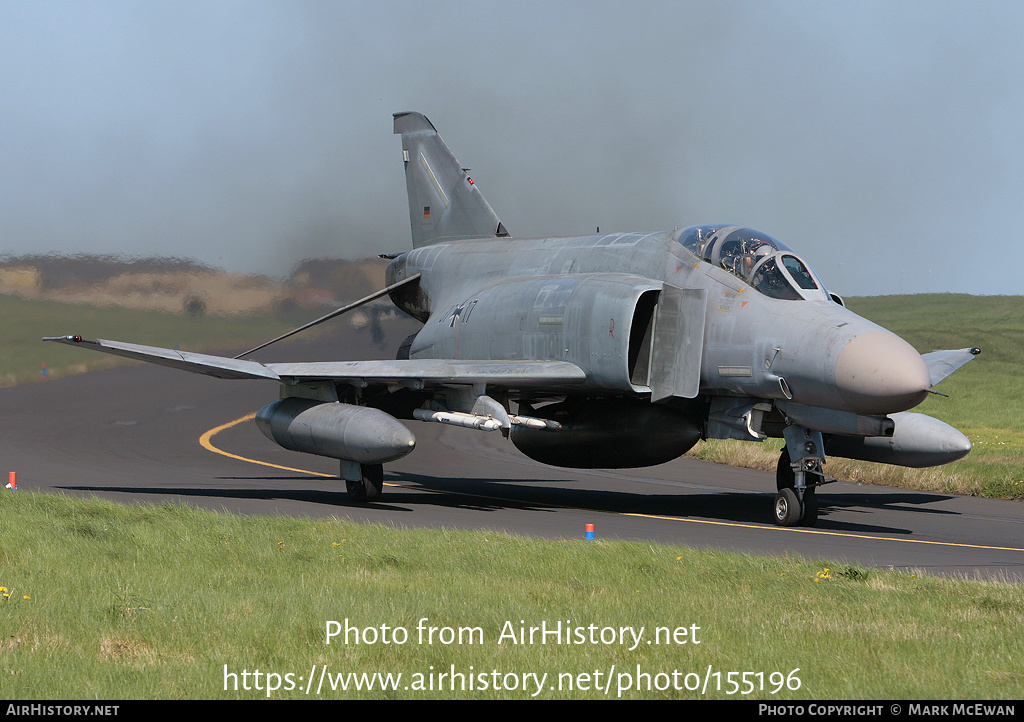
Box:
393 112 509 248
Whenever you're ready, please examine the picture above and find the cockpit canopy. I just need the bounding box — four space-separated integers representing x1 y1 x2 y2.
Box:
678 225 832 302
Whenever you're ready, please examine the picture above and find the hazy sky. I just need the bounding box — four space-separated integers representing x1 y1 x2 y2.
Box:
2 1 1022 295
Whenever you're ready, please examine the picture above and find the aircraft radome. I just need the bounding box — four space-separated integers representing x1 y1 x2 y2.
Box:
46 111 980 527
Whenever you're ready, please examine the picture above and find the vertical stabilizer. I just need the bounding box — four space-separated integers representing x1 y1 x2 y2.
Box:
393 112 509 248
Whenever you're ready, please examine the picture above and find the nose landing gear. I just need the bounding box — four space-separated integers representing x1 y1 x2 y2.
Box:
773 427 827 527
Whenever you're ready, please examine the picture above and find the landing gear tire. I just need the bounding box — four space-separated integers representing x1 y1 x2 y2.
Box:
774 487 803 527
346 464 384 502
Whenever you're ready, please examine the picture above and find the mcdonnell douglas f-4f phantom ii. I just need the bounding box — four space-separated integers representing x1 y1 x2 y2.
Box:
47 111 980 526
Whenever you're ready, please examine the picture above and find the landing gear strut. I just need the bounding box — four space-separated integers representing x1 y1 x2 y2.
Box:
345 463 384 502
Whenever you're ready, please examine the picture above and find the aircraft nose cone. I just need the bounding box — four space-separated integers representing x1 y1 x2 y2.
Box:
834 331 931 414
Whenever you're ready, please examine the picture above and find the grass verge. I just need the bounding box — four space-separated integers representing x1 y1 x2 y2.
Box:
1 492 1022 700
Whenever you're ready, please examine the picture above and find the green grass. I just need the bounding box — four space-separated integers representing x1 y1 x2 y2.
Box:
2 295 296 387
2 492 1022 700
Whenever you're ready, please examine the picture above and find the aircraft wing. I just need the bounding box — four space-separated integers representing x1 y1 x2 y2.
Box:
921 347 981 386
43 336 587 388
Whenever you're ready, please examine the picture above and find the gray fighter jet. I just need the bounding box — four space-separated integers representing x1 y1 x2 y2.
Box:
46 112 980 526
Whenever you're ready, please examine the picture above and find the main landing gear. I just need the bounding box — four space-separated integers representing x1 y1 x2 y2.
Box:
773 426 827 527
344 463 384 502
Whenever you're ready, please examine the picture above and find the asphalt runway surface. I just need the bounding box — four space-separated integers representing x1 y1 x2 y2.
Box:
5 328 1024 582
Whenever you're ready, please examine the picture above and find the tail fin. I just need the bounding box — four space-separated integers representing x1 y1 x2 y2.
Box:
393 112 509 248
